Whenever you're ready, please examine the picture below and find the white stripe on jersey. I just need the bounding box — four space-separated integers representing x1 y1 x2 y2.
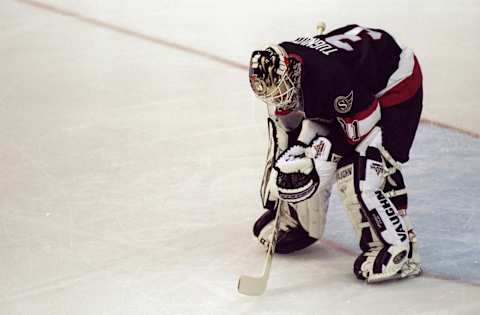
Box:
375 47 415 98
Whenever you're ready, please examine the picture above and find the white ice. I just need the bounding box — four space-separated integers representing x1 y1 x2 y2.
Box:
0 0 479 314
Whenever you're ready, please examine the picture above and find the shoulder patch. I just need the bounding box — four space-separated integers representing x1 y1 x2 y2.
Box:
334 90 353 113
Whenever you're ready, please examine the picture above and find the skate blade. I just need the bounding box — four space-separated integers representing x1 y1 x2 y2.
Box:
367 266 423 284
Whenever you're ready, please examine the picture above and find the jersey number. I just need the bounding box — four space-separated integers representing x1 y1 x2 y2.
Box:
325 26 382 51
337 118 361 142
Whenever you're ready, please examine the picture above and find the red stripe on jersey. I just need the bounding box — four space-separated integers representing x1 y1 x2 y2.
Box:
379 56 423 107
341 98 379 124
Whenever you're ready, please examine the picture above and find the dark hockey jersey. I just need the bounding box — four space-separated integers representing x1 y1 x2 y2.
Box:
279 24 422 151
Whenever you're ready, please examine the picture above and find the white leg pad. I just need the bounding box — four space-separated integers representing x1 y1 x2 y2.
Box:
292 183 331 239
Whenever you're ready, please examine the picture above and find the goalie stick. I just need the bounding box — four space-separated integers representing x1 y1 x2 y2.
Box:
237 200 283 296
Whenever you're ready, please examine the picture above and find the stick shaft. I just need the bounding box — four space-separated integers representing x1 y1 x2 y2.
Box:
237 201 283 295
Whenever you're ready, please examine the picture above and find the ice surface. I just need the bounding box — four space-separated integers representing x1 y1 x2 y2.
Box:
0 0 479 314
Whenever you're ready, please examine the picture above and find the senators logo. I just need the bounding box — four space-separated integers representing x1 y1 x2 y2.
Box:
334 90 353 113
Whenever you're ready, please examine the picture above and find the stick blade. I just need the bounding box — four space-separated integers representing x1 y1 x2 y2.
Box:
237 274 268 296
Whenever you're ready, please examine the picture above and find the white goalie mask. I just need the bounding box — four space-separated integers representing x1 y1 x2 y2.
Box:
249 45 302 115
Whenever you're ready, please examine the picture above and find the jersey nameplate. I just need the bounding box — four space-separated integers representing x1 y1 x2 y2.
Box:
294 27 383 57
294 37 338 56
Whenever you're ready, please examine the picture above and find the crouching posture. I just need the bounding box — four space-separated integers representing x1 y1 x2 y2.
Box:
249 23 423 282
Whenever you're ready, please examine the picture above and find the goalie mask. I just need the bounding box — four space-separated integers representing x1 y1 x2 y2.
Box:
249 45 302 115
